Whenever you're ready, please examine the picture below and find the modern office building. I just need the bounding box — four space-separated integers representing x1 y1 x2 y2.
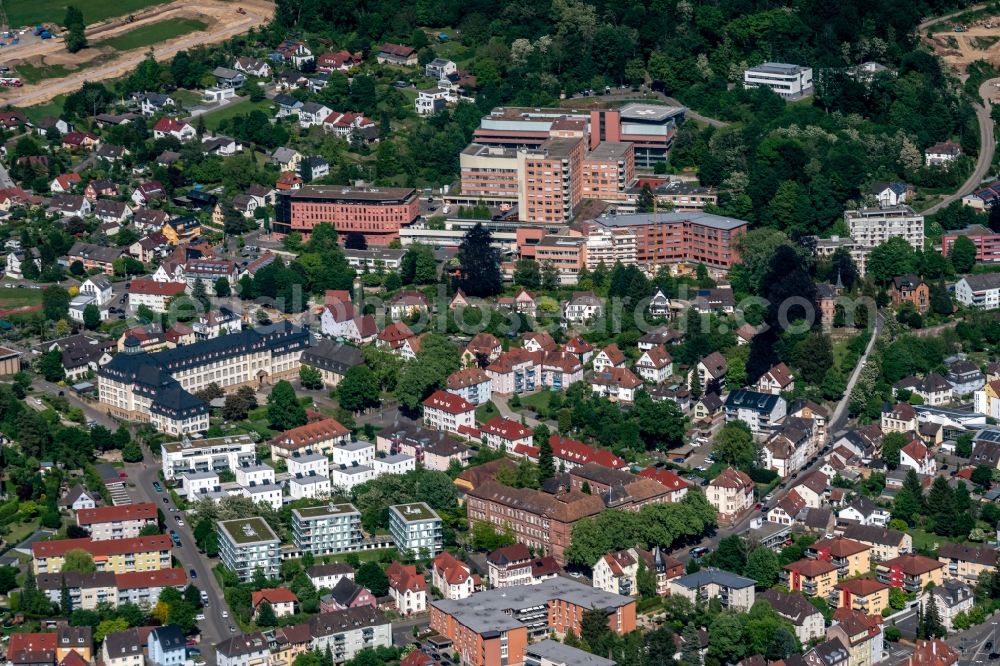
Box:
274 186 420 245
217 518 281 581
388 503 443 557
291 503 364 556
98 323 309 435
743 63 814 100
160 434 257 480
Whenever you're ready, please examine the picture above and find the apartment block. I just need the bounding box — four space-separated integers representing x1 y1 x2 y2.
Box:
459 144 519 204
274 185 419 245
942 225 1000 263
834 578 891 616
292 503 363 556
876 554 945 592
270 417 352 460
516 136 586 224
389 503 443 557
32 535 172 575
581 142 635 202
845 206 924 251
75 502 158 540
668 568 756 611
217 518 281 581
306 607 392 662
160 434 256 480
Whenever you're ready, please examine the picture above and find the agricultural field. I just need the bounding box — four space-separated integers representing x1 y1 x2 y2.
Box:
7 0 172 28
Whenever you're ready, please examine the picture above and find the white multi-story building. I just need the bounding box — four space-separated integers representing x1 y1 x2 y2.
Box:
99 323 310 435
180 471 220 499
388 503 442 557
161 435 257 481
331 440 375 468
845 206 924 252
743 63 813 100
292 503 363 555
307 563 355 590
289 473 332 500
955 274 1000 309
373 453 416 476
330 464 376 491
235 464 275 488
217 518 281 582
233 482 284 511
724 390 788 437
287 453 329 477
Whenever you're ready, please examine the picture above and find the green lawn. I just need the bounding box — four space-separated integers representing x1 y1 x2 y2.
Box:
14 62 75 84
475 401 499 423
0 287 44 309
96 17 207 52
520 391 554 413
200 97 272 130
171 88 204 108
8 0 172 28
22 95 67 121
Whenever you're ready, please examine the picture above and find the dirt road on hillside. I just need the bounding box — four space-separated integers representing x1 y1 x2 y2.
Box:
0 0 273 108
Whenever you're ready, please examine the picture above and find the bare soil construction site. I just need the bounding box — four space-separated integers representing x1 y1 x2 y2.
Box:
0 0 273 107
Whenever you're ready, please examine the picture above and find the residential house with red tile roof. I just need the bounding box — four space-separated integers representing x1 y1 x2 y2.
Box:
906 640 958 666
252 588 298 619
50 173 81 194
758 362 795 395
462 332 502 366
76 502 158 541
521 331 557 353
152 117 195 142
320 300 377 344
269 418 351 460
834 577 891 615
707 467 754 525
387 561 426 615
592 344 626 373
446 367 492 406
480 416 533 453
486 347 542 394
638 466 690 502
563 335 595 363
541 351 584 390
423 390 476 434
899 439 937 475
432 552 474 600
591 367 643 403
783 557 839 598
636 345 673 384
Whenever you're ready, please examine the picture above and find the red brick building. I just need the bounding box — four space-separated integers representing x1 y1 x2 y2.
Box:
275 185 419 245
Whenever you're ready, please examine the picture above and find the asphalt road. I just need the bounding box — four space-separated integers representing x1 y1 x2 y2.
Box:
923 78 999 216
0 162 14 188
677 313 886 559
830 313 884 434
953 616 1000 666
125 444 232 662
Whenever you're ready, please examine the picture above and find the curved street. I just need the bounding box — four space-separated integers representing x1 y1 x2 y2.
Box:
924 78 998 216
